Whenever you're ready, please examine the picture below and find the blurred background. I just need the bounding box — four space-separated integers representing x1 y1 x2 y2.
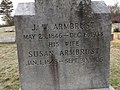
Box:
0 0 120 90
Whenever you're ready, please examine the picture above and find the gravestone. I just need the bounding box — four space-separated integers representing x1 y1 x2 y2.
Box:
0 36 15 44
118 34 120 40
15 0 112 90
4 26 15 32
111 34 114 41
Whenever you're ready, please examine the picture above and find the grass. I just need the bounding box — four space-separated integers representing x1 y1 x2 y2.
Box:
110 42 120 90
0 44 19 90
0 42 119 90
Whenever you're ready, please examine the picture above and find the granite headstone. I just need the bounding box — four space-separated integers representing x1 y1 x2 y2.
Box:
15 0 112 90
118 34 120 40
111 34 114 41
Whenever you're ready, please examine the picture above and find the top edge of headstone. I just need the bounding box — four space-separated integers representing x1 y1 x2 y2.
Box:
34 0 91 16
35 0 91 6
35 0 91 4
14 2 35 16
14 0 110 16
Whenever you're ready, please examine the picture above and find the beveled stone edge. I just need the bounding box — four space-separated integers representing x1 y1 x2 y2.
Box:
14 2 35 16
19 85 115 90
86 86 115 90
91 1 111 14
14 1 110 16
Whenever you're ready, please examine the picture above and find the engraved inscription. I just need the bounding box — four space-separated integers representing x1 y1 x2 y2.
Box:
24 34 36 40
29 51 54 57
32 23 82 31
59 48 99 56
26 56 104 66
53 23 81 30
23 23 104 66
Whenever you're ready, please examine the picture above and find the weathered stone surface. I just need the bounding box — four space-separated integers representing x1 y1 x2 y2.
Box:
15 0 111 90
35 0 91 16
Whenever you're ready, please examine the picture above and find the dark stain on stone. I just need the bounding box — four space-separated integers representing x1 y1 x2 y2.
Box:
75 2 93 29
42 24 48 30
78 2 84 19
49 55 60 90
42 24 48 39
